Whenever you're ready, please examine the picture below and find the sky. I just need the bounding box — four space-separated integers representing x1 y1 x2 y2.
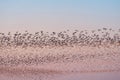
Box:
0 0 120 32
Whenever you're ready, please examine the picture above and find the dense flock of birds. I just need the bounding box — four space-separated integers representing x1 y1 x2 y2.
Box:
0 28 120 48
0 28 120 67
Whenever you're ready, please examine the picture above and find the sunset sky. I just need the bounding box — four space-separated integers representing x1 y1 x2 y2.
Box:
0 0 120 32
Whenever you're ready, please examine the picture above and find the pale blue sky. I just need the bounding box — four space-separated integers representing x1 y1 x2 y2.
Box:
0 0 120 32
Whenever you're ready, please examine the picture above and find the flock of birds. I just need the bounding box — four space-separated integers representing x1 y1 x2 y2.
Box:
0 28 120 67
0 28 120 48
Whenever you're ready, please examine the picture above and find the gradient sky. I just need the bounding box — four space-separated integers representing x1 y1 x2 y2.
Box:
0 0 120 32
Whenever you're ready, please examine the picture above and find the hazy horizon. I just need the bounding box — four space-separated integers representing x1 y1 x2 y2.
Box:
0 0 120 32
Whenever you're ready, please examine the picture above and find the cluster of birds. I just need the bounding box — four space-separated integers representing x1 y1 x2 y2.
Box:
0 28 120 48
0 52 105 66
0 28 120 66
